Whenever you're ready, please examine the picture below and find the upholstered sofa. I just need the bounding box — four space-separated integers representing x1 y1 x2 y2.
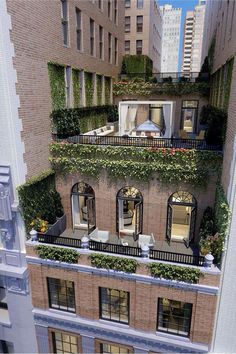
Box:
83 125 115 136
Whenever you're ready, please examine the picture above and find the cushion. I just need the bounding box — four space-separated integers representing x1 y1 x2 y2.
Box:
106 126 111 130
93 131 97 136
100 128 104 132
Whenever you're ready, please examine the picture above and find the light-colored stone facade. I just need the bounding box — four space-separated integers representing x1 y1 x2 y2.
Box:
6 0 125 178
124 0 162 72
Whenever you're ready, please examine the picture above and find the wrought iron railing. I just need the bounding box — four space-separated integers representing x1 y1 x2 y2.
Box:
118 72 210 83
37 234 204 266
53 134 221 151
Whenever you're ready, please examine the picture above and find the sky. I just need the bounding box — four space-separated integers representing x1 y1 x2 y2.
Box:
158 0 199 71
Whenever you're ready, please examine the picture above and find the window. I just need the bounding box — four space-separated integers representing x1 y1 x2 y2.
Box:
125 0 130 8
76 8 82 51
90 19 95 56
136 16 143 32
181 100 199 133
157 298 192 337
61 0 68 46
124 40 130 54
47 278 75 313
98 0 102 10
99 287 129 324
65 67 72 108
114 0 118 24
52 331 78 354
108 0 111 18
99 26 104 60
115 37 118 65
137 0 143 8
108 33 112 64
136 40 142 54
0 341 14 353
100 342 130 353
125 16 130 33
0 287 7 310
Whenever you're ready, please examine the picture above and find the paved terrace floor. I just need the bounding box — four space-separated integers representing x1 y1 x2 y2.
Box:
60 229 199 257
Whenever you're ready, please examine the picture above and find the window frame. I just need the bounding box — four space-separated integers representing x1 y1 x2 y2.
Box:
136 40 142 55
99 342 131 353
125 0 131 8
75 7 82 51
125 16 131 33
52 331 78 353
114 37 118 65
136 15 143 33
137 0 143 9
99 26 104 60
61 0 69 46
47 277 76 313
124 40 130 54
99 287 130 325
90 18 95 56
108 33 112 64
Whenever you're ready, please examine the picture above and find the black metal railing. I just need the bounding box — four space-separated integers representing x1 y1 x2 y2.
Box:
37 234 204 266
150 249 204 266
54 134 221 151
37 233 82 248
118 72 210 83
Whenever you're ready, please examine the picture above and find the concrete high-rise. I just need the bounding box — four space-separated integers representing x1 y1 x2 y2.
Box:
124 0 162 72
160 4 181 73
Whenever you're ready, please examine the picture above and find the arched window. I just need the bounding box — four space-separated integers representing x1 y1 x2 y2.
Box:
116 186 143 240
71 182 96 233
166 191 197 247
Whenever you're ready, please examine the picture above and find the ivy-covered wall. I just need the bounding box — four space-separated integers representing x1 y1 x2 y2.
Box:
84 72 94 107
50 144 222 185
105 77 111 104
97 75 103 105
18 170 64 232
121 55 153 77
48 63 66 110
72 69 81 108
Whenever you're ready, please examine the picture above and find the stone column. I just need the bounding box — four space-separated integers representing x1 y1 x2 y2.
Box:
35 325 50 353
81 334 95 353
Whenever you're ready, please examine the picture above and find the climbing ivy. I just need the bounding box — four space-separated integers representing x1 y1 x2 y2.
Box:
97 74 103 105
105 77 111 104
72 68 81 108
48 63 66 110
84 72 94 106
50 144 222 185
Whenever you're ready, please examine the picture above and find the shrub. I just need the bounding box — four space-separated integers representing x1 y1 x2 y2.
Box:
90 254 138 273
148 263 202 284
35 245 79 263
200 105 227 146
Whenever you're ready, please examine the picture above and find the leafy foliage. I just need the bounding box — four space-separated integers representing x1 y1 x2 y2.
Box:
200 105 227 146
72 69 81 108
121 55 153 79
35 245 78 263
48 63 66 110
96 74 103 105
90 253 138 273
105 77 111 104
18 170 64 232
85 72 94 106
148 263 202 284
50 144 222 185
51 105 118 137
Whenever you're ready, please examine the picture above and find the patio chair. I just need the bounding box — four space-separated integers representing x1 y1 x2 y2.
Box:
195 130 205 140
179 130 188 139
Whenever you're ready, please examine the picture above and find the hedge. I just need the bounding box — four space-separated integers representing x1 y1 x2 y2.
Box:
35 245 78 263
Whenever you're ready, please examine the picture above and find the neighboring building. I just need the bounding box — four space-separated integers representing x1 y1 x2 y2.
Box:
160 4 181 73
200 0 236 352
182 0 206 73
124 0 162 72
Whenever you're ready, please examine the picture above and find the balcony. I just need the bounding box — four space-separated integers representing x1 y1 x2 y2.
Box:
118 72 210 83
36 229 204 267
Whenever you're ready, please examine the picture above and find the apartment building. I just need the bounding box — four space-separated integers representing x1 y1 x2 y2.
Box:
124 0 162 72
160 4 181 73
0 0 124 352
200 0 236 352
182 0 206 73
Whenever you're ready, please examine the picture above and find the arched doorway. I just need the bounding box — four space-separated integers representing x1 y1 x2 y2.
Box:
71 182 96 234
116 186 143 240
166 191 197 247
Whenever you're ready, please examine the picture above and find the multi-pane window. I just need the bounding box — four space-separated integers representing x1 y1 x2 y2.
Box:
98 0 102 10
99 26 104 59
100 343 130 354
99 287 129 324
115 37 118 65
124 40 130 54
125 16 131 33
90 19 95 56
114 0 118 24
47 278 75 313
76 8 82 51
108 0 111 18
157 298 192 337
136 16 143 32
108 33 112 64
136 40 142 55
52 331 78 354
61 0 68 46
125 0 130 8
137 0 143 8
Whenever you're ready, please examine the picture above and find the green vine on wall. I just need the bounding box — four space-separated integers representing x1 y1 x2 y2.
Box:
90 254 138 273
72 69 81 108
50 144 222 185
148 263 202 284
48 63 66 110
96 75 103 105
105 77 111 104
84 72 94 107
35 245 79 263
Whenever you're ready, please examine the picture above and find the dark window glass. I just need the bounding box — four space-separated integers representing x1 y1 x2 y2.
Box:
0 287 7 310
61 0 68 45
99 287 129 324
99 26 104 59
47 278 75 313
108 33 112 63
100 343 130 353
124 40 130 54
90 19 95 56
125 0 130 8
52 331 78 354
76 8 82 51
137 16 143 32
98 0 102 10
136 40 142 55
114 0 118 24
108 0 111 18
125 16 130 33
137 0 143 8
115 38 118 65
157 298 192 337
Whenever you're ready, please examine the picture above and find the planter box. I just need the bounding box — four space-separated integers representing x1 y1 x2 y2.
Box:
44 214 67 236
